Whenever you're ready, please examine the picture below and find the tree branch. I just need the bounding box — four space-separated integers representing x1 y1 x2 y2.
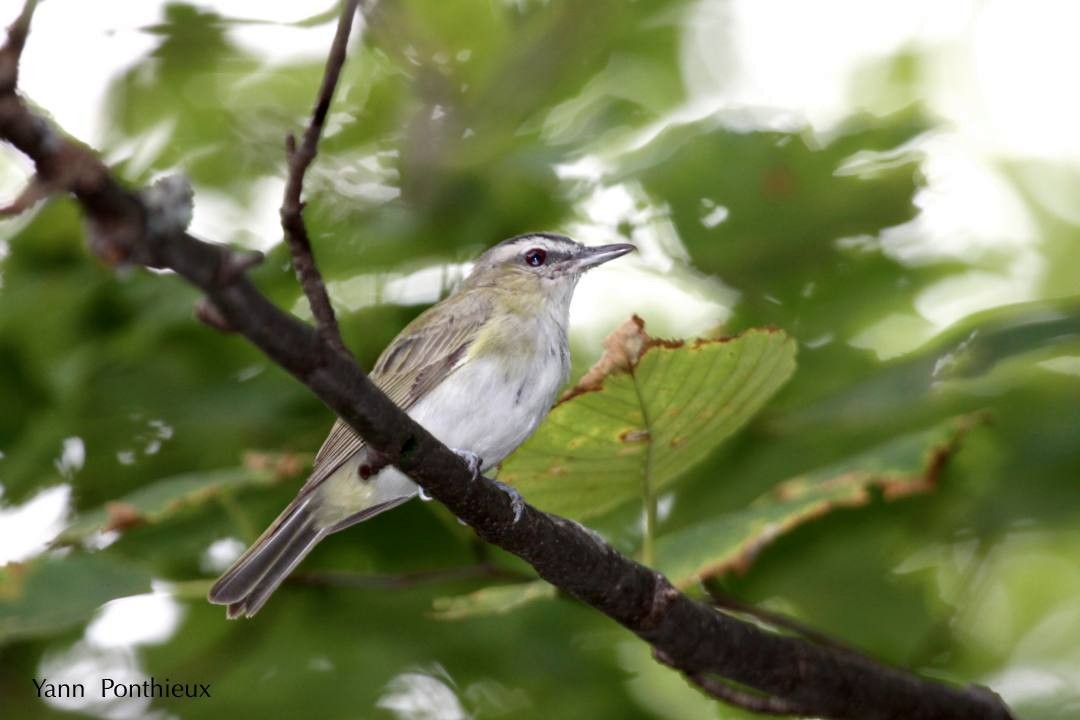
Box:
0 5 1015 720
0 0 34 93
279 0 359 356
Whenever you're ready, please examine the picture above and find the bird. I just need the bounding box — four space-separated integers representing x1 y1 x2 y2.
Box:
208 232 635 617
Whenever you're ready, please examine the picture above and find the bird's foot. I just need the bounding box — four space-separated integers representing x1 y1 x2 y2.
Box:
493 479 526 523
450 448 524 522
421 447 481 501
451 448 483 481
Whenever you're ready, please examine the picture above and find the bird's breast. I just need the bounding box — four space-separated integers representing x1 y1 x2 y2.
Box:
408 321 568 469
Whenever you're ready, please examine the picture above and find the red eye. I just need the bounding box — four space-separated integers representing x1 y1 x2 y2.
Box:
524 248 547 267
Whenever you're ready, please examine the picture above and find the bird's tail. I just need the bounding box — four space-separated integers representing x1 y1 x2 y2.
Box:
208 494 325 618
208 492 410 618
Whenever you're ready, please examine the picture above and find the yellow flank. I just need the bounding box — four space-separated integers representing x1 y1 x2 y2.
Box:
313 461 376 526
466 287 539 363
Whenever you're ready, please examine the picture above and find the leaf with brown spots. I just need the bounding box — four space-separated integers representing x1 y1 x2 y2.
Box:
562 314 653 401
104 501 144 533
500 318 797 522
654 416 982 587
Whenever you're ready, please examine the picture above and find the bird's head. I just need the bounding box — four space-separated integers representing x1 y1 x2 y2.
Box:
464 233 634 304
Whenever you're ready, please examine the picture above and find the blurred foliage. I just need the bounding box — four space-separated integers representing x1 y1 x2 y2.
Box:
621 107 960 341
0 555 152 644
1 2 1080 720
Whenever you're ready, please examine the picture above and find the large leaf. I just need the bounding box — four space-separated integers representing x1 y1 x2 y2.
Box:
0 554 152 644
501 317 797 521
655 416 980 587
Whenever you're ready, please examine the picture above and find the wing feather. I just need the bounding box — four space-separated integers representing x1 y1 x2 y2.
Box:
303 291 492 492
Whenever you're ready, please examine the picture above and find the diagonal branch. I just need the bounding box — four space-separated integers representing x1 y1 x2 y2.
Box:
0 5 1015 720
279 0 360 356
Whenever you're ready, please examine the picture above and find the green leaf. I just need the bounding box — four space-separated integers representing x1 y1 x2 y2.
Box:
55 457 302 545
782 296 1080 436
0 554 152 644
501 317 797 521
655 417 979 587
431 580 556 620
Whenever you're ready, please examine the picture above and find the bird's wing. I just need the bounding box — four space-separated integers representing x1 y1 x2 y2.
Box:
301 291 493 493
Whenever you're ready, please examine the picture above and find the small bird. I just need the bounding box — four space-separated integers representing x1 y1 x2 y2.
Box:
209 233 634 617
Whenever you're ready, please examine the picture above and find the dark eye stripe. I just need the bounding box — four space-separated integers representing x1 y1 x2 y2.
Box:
524 248 547 267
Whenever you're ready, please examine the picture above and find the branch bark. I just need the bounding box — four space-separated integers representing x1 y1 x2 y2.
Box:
0 5 1015 720
278 0 359 356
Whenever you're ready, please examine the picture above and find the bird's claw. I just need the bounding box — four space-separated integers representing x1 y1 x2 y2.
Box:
493 480 526 523
422 450 482 500
452 448 483 481
451 448 524 522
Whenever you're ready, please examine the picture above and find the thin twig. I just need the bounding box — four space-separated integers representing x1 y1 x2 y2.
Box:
705 581 860 655
687 672 811 717
0 174 49 215
291 563 532 590
654 646 811 716
194 297 236 333
0 0 35 92
279 0 359 357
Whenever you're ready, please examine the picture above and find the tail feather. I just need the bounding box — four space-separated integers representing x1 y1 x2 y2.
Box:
224 523 323 619
208 493 414 618
208 495 324 616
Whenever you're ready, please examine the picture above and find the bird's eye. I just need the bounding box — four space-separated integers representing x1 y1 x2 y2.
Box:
524 248 547 267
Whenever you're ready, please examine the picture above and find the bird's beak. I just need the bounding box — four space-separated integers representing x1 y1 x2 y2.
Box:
572 243 636 271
